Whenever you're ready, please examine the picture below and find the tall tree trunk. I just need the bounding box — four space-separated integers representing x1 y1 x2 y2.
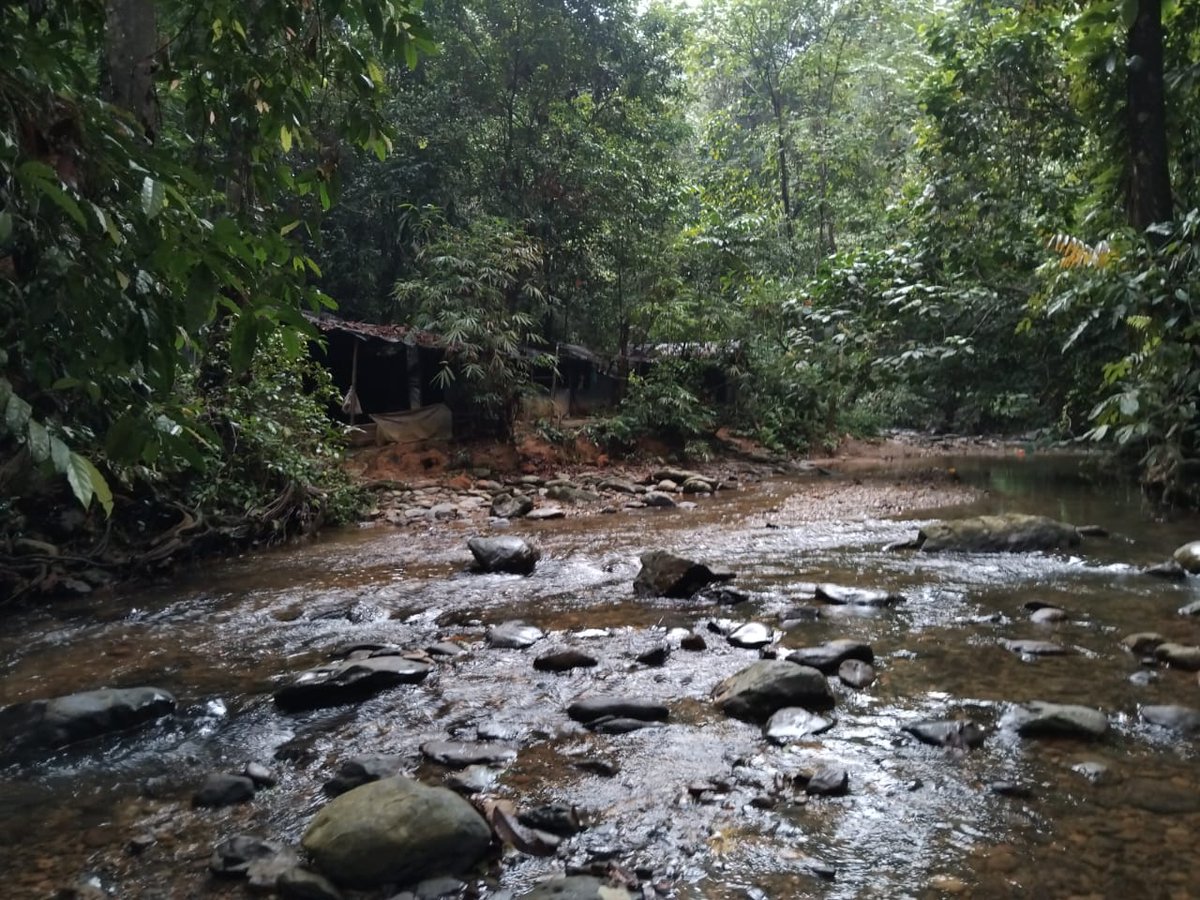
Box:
104 0 159 139
1126 0 1172 231
771 92 793 242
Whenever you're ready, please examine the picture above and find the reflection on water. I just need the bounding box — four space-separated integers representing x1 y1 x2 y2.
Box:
2 453 1199 899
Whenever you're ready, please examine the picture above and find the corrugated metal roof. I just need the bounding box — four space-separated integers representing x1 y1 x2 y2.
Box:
303 312 443 347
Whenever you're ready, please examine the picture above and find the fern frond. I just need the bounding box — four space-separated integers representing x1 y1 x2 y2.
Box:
1047 233 1114 269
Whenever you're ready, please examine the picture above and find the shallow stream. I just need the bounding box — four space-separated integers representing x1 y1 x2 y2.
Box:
2 453 1199 899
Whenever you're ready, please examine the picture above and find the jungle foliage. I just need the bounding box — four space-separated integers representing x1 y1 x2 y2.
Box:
4 0 1200 597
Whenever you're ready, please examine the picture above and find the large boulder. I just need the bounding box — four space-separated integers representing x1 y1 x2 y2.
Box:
301 777 491 889
712 660 834 722
274 655 431 713
491 494 533 519
913 514 1081 553
566 696 669 724
0 686 175 752
786 639 874 674
1001 701 1108 740
633 551 734 598
1172 540 1200 574
468 536 541 575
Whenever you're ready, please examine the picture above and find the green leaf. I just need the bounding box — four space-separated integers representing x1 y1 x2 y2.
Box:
50 434 70 472
66 452 114 516
141 176 166 218
4 392 32 433
26 419 51 463
279 220 301 236
280 125 293 153
1120 0 1138 28
229 313 259 372
31 177 87 227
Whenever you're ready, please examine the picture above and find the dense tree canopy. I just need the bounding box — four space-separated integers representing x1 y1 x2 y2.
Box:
4 0 1200 595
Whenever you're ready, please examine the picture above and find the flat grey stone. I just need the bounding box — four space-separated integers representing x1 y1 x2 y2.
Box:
764 708 834 744
1003 701 1108 740
488 621 545 649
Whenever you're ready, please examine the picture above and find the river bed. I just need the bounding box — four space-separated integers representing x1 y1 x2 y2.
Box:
2 453 1199 899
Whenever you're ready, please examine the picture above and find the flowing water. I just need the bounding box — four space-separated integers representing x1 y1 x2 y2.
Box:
3 453 1200 899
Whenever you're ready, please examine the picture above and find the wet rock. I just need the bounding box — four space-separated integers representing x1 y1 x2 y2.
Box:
444 765 499 795
1144 560 1188 580
599 478 639 494
787 639 874 674
547 485 600 504
636 645 671 666
803 766 849 797
1076 524 1109 538
681 478 713 494
210 835 284 878
534 649 599 672
903 720 988 750
654 467 705 483
914 513 1081 553
589 716 662 734
699 584 752 605
324 754 405 796
567 697 669 724
1003 639 1069 657
468 536 541 575
527 507 567 521
1154 642 1200 670
1129 669 1159 686
519 804 585 837
633 551 735 598
427 641 468 657
1140 704 1200 733
491 494 534 519
1029 606 1069 623
1172 539 1200 573
0 686 176 752
680 633 707 651
278 867 343 900
488 621 546 649
727 622 775 649
301 777 491 889
656 479 679 492
420 740 518 768
1122 632 1166 655
1179 600 1200 616
518 876 633 899
244 762 277 788
1003 701 1108 740
127 833 156 855
764 708 834 744
642 491 677 509
837 659 876 688
814 583 902 607
274 656 432 712
713 660 834 723
193 774 256 808
247 849 304 891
